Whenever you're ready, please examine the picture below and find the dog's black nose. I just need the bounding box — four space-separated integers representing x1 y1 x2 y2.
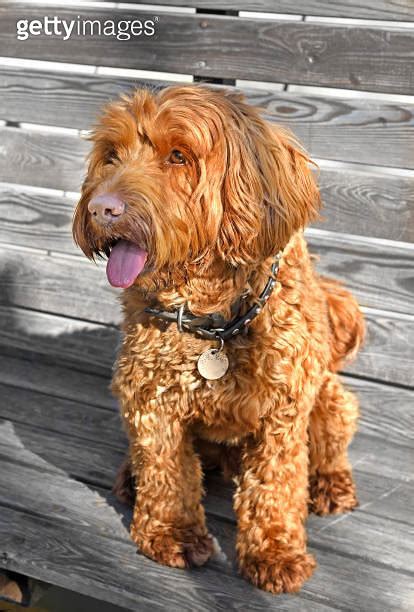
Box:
88 193 125 224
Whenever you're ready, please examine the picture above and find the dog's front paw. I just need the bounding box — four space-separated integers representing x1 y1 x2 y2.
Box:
131 523 214 569
239 549 316 594
309 470 358 516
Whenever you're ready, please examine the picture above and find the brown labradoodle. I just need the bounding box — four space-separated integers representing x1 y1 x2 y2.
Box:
73 85 365 593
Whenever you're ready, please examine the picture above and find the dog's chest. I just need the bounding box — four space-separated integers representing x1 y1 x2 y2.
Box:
115 322 294 436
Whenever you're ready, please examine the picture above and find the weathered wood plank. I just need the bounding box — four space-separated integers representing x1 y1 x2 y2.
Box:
1 69 413 168
347 377 414 448
0 458 131 541
0 421 124 487
348 309 414 386
353 472 414 527
0 306 119 377
307 231 414 316
0 7 413 93
0 352 116 410
308 508 414 573
0 507 309 612
316 168 414 241
0 383 126 449
349 433 413 482
0 68 143 131
0 247 121 325
263 96 414 170
109 0 414 21
0 127 88 192
0 188 78 253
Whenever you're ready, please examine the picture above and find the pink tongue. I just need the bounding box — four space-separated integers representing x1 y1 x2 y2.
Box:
106 240 147 288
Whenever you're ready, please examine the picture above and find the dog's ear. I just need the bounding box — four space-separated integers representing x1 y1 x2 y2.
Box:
218 98 320 264
256 123 321 255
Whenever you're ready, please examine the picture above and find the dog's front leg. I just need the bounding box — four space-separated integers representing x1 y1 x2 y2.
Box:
235 403 315 593
128 408 214 569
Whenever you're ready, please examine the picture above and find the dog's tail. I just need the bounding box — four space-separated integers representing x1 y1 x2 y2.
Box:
320 276 366 372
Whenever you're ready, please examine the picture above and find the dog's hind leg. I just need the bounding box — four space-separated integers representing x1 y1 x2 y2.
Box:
319 275 365 372
308 372 359 515
308 276 365 515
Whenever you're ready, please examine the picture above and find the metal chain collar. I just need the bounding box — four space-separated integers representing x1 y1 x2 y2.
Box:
144 252 281 342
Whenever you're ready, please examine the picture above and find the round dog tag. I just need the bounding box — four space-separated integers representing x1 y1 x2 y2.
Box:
197 349 229 380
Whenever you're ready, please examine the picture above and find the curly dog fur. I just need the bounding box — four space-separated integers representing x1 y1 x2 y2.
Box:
73 85 365 593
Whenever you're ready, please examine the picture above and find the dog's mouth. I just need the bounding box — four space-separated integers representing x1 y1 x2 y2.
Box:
106 239 148 289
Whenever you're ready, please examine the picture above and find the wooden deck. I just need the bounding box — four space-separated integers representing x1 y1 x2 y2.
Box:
0 0 413 609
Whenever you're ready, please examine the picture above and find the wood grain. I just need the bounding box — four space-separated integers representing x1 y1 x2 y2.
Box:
345 377 414 448
0 382 126 449
348 309 414 386
0 68 141 131
349 432 413 482
0 352 117 410
1 69 413 168
109 0 414 21
259 94 414 170
306 231 414 316
0 6 413 93
316 168 414 241
0 418 124 487
0 187 78 253
0 127 88 192
0 306 118 376
0 247 121 325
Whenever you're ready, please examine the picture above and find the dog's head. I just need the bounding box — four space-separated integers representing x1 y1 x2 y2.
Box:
73 85 320 289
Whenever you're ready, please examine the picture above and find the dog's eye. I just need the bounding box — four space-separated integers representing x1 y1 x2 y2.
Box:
106 149 120 165
168 149 186 165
